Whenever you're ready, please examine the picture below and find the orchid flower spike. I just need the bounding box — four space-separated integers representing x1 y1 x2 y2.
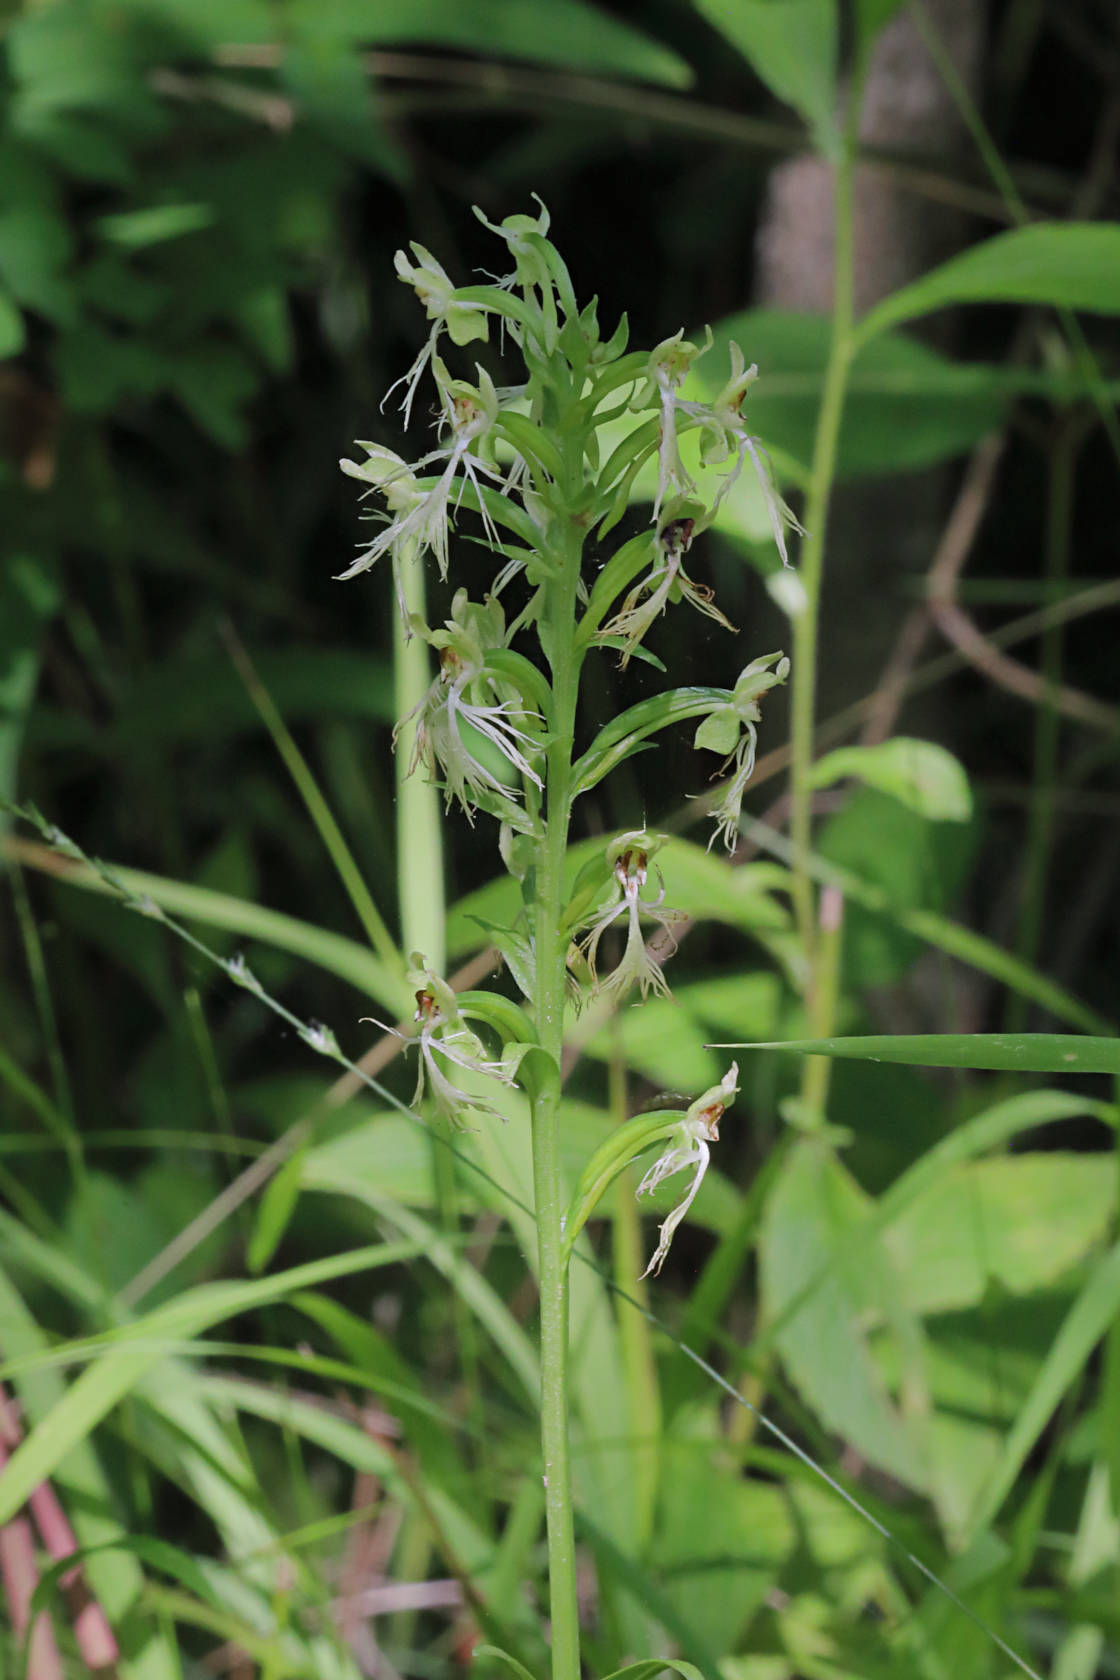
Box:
638 1063 739 1277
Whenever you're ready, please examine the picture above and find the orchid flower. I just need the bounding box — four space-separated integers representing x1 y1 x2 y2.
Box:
397 590 543 827
677 341 805 566
574 830 683 1001
638 1063 738 1277
385 242 490 426
694 653 791 852
600 515 735 666
362 957 515 1129
337 365 503 599
630 329 712 522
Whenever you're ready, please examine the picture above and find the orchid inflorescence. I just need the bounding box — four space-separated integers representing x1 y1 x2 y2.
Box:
341 201 790 1266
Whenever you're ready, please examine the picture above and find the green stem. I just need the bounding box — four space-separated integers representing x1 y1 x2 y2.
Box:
393 551 489 1500
1006 417 1082 1030
394 545 446 973
789 93 862 1110
531 515 584 1680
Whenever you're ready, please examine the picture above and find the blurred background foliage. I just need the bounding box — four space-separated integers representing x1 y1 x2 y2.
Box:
2 0 1120 1676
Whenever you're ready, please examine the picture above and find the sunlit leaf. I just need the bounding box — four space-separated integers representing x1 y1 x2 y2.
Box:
857 223 1120 344
810 738 972 822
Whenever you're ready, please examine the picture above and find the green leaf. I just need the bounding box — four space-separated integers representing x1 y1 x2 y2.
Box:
857 223 1120 345
298 1158 542 1404
96 203 216 247
562 1108 688 1261
0 1241 428 1524
29 1534 224 1623
760 1140 927 1488
15 833 410 1010
853 0 908 54
698 310 1010 480
31 648 394 754
247 1142 308 1274
888 1154 1116 1315
602 1663 705 1680
0 555 58 809
715 1034 1120 1074
753 806 1110 1030
967 1240 1120 1537
690 0 838 151
294 0 692 86
0 205 72 320
474 1646 539 1680
0 1264 181 1680
809 738 972 821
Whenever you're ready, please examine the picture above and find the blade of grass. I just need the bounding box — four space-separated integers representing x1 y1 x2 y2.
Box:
0 1241 430 1524
712 1033 1120 1074
4 832 411 1013
220 620 404 976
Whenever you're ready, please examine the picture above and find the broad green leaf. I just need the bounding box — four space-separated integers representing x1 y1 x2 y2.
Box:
0 204 74 321
878 1089 1116 1222
293 0 692 86
690 0 838 151
753 1090 1113 1380
888 1154 1116 1315
816 785 973 989
760 1140 928 1488
857 222 1120 345
810 738 972 822
717 1034 1120 1074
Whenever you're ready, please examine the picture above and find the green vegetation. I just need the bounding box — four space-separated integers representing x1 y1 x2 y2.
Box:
2 4 1119 1680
